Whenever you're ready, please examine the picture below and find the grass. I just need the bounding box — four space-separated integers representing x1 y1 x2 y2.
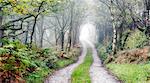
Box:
25 67 52 83
56 59 75 68
71 51 93 83
56 49 79 68
25 54 79 83
106 63 150 83
25 58 78 83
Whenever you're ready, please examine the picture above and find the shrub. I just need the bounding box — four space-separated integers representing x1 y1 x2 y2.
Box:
0 42 32 83
0 40 80 83
124 29 148 49
99 45 109 62
0 40 59 82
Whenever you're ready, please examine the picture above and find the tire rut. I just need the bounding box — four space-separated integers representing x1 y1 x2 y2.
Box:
89 48 120 83
44 49 87 83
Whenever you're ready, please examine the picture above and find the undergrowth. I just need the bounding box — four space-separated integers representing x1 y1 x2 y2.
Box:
0 40 79 83
107 63 150 83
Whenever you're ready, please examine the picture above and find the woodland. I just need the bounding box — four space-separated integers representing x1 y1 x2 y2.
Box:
0 0 150 83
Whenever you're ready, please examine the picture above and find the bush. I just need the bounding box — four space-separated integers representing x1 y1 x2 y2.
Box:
0 40 59 82
98 45 109 62
0 40 80 83
124 29 148 49
0 41 32 83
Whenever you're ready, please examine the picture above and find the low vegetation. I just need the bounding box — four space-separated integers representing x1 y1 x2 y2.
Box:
106 63 150 83
99 46 150 83
71 51 93 83
56 59 76 69
99 29 150 83
98 45 110 62
124 29 148 49
0 40 79 83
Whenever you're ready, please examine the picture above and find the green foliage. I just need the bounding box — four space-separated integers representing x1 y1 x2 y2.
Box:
56 59 75 68
0 40 32 82
0 0 63 15
99 46 108 62
107 63 150 83
0 40 57 82
25 67 52 83
71 51 93 83
98 44 111 62
0 39 80 82
124 29 148 49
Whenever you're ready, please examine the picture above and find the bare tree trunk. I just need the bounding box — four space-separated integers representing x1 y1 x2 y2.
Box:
55 29 58 45
39 16 44 48
68 31 72 51
0 7 3 46
112 23 117 53
30 16 38 48
25 22 30 44
67 5 73 51
55 29 58 47
55 29 59 50
72 26 78 46
29 1 44 48
34 28 37 45
112 22 117 54
61 30 64 51
110 0 117 54
40 30 44 48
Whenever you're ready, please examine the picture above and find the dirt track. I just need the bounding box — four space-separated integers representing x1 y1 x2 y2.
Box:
90 48 120 83
44 48 87 83
45 48 120 83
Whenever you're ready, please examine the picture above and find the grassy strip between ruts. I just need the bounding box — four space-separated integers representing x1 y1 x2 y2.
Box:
106 63 150 83
71 51 93 83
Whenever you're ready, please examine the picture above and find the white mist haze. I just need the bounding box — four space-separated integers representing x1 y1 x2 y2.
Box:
79 23 96 48
79 0 99 49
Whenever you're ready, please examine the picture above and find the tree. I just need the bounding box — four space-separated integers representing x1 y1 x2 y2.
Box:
98 0 145 54
0 0 63 47
48 0 85 51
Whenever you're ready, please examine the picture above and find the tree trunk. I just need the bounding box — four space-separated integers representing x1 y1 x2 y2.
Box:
0 7 3 46
30 16 38 48
67 3 74 51
61 30 64 51
122 32 130 49
112 22 117 54
39 16 44 48
117 22 124 50
55 29 58 45
110 0 117 54
72 26 78 46
66 29 72 51
40 30 44 48
24 22 30 44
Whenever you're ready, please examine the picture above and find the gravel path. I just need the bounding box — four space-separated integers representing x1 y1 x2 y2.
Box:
45 47 120 83
90 48 120 83
44 48 87 83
